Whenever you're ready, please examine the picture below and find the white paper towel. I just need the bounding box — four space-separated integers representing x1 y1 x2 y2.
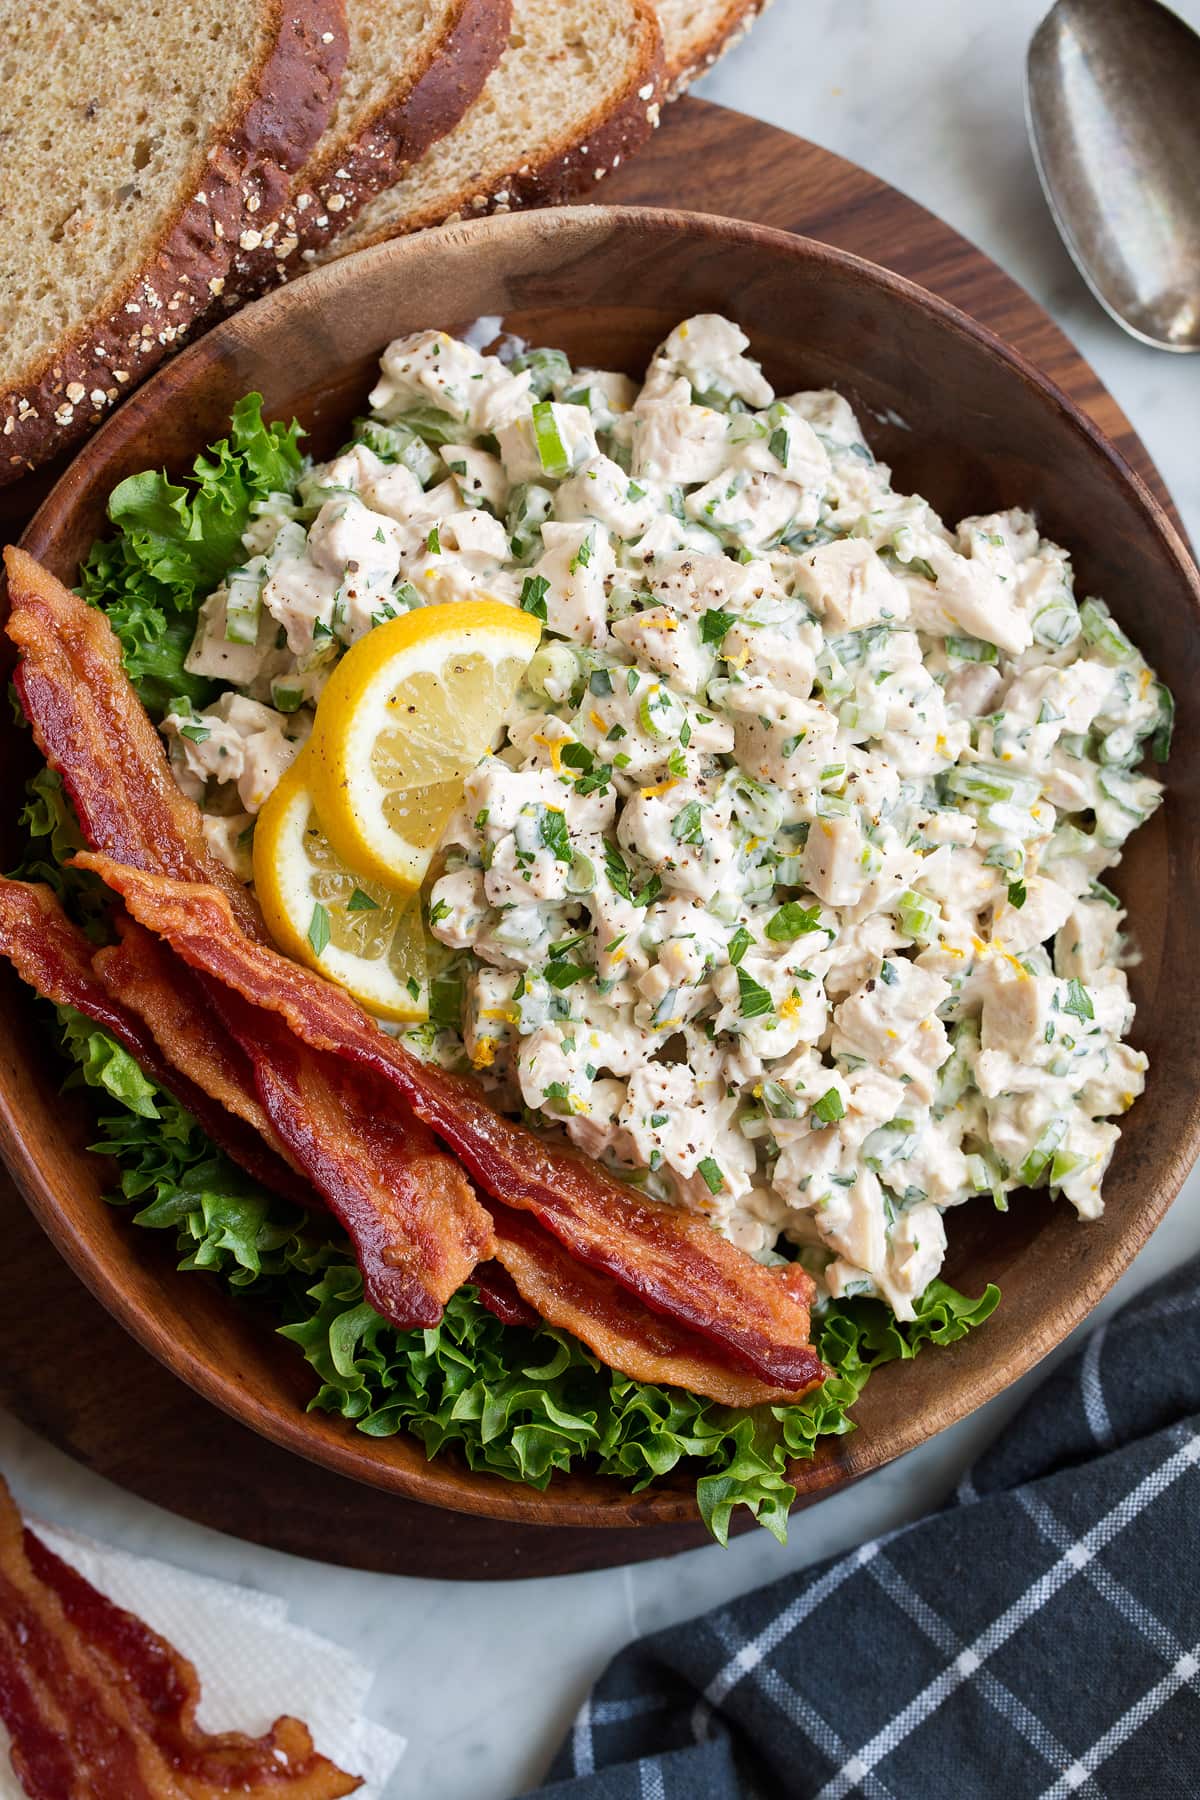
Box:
0 1518 405 1798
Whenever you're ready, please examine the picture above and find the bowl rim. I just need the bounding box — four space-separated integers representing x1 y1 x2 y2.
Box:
7 202 1200 1529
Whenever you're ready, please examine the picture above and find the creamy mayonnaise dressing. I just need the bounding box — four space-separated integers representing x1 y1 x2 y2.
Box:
164 316 1169 1320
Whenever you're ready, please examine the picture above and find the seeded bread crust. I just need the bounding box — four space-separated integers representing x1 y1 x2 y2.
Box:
0 1 348 487
235 0 513 290
660 0 775 97
316 0 666 263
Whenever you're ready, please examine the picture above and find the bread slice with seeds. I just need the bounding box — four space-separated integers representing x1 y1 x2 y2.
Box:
0 0 347 485
235 0 512 288
309 0 664 267
655 0 775 95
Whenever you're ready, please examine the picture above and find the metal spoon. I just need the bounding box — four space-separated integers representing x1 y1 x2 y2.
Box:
1026 0 1200 352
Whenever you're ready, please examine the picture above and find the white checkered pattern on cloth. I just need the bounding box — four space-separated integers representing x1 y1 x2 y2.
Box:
522 1257 1200 1799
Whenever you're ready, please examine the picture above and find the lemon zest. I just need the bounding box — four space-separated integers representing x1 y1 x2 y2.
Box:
533 731 564 773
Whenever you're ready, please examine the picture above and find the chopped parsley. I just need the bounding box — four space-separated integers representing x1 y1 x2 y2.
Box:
307 902 331 957
520 574 550 621
812 1088 845 1126
736 967 773 1019
671 800 704 845
765 902 823 942
346 888 380 913
697 1157 725 1194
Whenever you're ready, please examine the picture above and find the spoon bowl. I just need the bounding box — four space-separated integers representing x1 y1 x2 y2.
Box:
1027 0 1200 351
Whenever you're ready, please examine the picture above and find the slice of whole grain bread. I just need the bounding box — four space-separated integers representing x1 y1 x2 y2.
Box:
308 0 665 268
0 0 347 485
235 0 512 288
656 0 776 95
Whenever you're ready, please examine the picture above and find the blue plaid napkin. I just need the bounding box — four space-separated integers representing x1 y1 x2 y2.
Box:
526 1255 1200 1799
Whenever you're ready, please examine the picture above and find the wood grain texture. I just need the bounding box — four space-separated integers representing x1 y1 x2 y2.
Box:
1 100 1196 1578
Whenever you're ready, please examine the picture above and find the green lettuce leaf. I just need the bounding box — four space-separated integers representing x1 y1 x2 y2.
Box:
56 1016 1001 1546
8 768 111 933
78 394 305 716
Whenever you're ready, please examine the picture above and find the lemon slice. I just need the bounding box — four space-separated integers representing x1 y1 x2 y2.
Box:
252 755 428 1021
307 601 542 889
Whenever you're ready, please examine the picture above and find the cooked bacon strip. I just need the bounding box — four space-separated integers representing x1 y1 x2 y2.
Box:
3 547 264 943
77 857 823 1391
470 1262 540 1330
0 879 308 1205
226 996 494 1328
490 1205 823 1405
93 917 293 1169
0 1475 360 1797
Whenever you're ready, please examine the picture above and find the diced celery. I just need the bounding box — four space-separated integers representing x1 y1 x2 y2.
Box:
224 561 265 645
526 643 579 703
1079 597 1135 661
1032 599 1081 648
1152 682 1174 764
1050 1146 1086 1187
1017 1116 1069 1186
651 988 679 1025
863 1119 918 1172
271 682 304 714
566 850 596 894
965 1149 1008 1210
945 635 998 664
532 401 571 477
511 346 572 398
353 417 440 486
943 764 1039 808
1098 768 1154 818
1097 724 1139 767
638 686 680 740
730 772 785 837
506 482 554 560
933 1018 977 1118
759 1079 797 1119
391 403 462 446
726 412 768 444
896 889 937 943
775 854 808 886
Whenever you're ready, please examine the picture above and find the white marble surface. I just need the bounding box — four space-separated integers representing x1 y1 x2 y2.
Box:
4 5 1200 1796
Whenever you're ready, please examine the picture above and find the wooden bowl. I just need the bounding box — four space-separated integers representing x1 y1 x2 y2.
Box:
3 206 1199 1531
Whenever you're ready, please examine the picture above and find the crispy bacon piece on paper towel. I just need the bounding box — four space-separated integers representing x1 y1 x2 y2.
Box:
77 857 826 1395
3 547 264 942
0 1475 360 1798
0 879 307 1205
